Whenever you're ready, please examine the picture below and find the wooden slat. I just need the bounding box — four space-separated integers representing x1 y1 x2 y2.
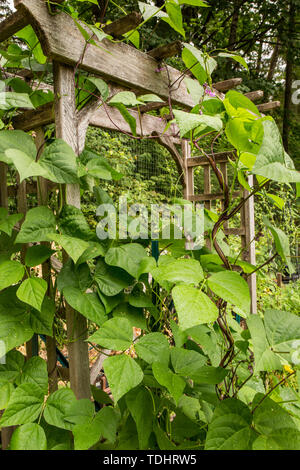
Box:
213 78 242 92
103 12 142 37
257 101 280 112
189 190 242 202
0 9 30 42
54 62 91 400
224 227 246 236
244 90 264 102
12 102 55 131
148 41 182 60
15 0 195 108
187 151 236 167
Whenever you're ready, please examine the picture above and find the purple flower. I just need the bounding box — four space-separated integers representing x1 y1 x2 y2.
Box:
203 82 216 97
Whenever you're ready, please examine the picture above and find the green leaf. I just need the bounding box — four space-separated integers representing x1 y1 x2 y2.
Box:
10 423 47 450
135 332 170 366
173 109 222 137
17 277 47 312
247 315 282 373
109 92 143 107
63 287 106 326
15 206 56 243
0 260 25 290
207 271 250 316
112 303 147 330
252 395 300 450
0 287 33 353
264 309 300 353
86 77 109 101
0 382 14 409
126 387 153 449
0 92 34 111
225 90 260 115
182 44 217 84
91 385 113 405
163 2 185 37
225 117 263 155
19 356 48 395
205 398 255 450
264 217 294 273
73 407 119 450
219 53 248 70
5 148 47 182
57 260 92 293
94 258 133 296
105 243 148 278
64 398 95 426
138 94 164 103
44 388 77 430
109 102 137 136
0 130 36 163
39 139 79 184
16 25 46 64
29 296 55 336
0 383 44 427
172 285 219 330
152 258 203 285
50 233 90 264
25 244 54 267
179 0 209 5
89 317 132 350
184 77 204 105
0 209 23 236
103 354 143 403
0 349 25 384
171 347 206 377
152 362 185 405
252 120 300 183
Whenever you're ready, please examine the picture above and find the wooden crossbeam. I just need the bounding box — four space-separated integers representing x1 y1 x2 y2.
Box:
187 151 236 167
213 78 242 92
0 9 29 42
257 101 280 112
103 12 142 37
189 190 242 202
147 41 182 60
244 90 264 102
11 1 195 109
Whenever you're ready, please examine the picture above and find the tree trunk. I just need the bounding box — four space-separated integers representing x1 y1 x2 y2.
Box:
228 0 241 48
267 38 280 81
283 1 296 152
256 40 263 74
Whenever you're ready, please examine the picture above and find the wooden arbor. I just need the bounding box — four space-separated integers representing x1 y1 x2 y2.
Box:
0 1 281 400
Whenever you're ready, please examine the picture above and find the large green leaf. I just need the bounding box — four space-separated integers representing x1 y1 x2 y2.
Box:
72 407 119 450
25 244 54 268
264 309 300 353
57 260 92 293
225 90 259 115
0 130 36 162
16 25 46 64
10 423 47 450
182 44 217 84
135 332 170 366
173 109 223 137
63 287 106 326
0 349 25 384
152 362 185 405
88 317 133 350
264 217 294 273
171 347 206 377
247 314 282 373
50 234 90 264
105 244 148 279
5 148 47 182
17 277 47 312
29 296 55 336
39 139 78 183
0 383 44 427
103 354 143 403
252 120 300 183
15 206 56 243
44 388 77 430
172 285 219 330
0 93 34 111
152 258 203 285
0 287 33 353
205 398 255 450
252 394 300 450
207 271 250 317
163 1 185 37
0 260 25 290
94 258 133 296
126 387 153 449
58 205 95 241
19 356 48 394
0 209 23 236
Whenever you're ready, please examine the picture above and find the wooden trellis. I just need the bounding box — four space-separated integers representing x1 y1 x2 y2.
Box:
0 0 281 407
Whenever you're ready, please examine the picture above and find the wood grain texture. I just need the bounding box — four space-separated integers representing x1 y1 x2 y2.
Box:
257 101 280 112
244 90 264 102
148 41 182 60
0 8 30 42
187 151 236 167
103 12 142 37
213 78 242 92
15 0 195 108
54 62 91 400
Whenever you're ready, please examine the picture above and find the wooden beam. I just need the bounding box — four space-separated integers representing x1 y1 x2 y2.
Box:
187 151 236 167
213 78 242 92
15 0 195 108
189 191 242 202
0 9 30 42
257 101 280 112
244 90 264 102
147 41 182 60
103 12 142 37
53 62 91 400
12 102 55 131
